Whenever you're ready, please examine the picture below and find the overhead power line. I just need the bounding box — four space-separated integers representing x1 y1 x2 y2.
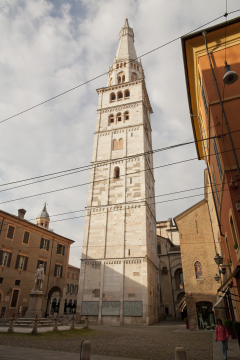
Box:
1 128 239 192
0 132 239 205
1 11 239 125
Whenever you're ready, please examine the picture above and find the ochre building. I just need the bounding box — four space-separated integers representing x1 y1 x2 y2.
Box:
0 205 74 317
182 17 240 321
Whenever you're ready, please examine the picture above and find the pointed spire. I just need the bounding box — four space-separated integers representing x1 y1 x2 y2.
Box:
124 18 130 28
115 19 137 61
37 202 50 219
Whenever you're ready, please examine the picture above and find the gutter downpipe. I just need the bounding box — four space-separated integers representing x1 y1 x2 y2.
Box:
202 31 240 179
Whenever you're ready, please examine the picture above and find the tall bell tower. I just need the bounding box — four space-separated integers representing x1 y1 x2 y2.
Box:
78 19 159 325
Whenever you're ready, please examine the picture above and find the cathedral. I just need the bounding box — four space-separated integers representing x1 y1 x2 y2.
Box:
78 19 159 325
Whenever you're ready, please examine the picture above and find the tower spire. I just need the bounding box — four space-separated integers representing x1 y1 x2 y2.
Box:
107 20 144 86
115 19 137 61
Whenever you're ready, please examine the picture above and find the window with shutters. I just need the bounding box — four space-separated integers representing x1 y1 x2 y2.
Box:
40 237 50 251
0 251 11 267
6 225 15 240
22 231 30 245
37 260 47 273
10 289 19 308
16 256 28 271
54 264 63 277
57 244 65 256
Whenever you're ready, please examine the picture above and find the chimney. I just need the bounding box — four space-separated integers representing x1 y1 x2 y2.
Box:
18 209 26 220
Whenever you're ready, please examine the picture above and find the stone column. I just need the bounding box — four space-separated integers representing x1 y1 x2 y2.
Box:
58 298 65 316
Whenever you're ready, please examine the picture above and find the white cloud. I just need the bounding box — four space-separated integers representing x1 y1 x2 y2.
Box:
0 0 239 266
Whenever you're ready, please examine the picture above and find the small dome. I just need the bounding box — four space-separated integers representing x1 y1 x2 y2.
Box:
37 203 50 219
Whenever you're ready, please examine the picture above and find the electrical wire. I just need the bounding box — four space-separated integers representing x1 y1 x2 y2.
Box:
0 126 240 195
1 11 239 125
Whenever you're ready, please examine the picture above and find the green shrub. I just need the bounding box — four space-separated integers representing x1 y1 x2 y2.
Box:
233 321 240 332
224 320 233 329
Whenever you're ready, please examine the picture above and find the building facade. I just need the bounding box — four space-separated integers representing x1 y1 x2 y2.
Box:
156 219 185 321
63 265 80 314
78 19 159 325
0 206 74 317
175 199 221 330
182 17 240 321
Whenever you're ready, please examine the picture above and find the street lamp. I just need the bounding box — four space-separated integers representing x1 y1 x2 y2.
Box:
214 253 223 265
223 61 238 85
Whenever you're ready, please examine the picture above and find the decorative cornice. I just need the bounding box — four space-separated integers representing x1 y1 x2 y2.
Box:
96 79 143 93
86 200 145 214
98 126 140 137
97 101 141 113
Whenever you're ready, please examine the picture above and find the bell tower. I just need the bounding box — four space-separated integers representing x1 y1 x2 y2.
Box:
78 20 159 325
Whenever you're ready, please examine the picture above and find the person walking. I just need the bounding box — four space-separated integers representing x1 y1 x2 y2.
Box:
215 318 229 359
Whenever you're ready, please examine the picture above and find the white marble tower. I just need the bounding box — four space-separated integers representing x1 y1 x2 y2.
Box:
78 19 159 325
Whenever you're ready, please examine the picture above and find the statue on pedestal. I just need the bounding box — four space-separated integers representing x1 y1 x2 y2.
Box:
33 264 44 291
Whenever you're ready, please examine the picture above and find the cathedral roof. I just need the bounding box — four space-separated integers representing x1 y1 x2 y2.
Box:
37 203 50 219
115 19 137 61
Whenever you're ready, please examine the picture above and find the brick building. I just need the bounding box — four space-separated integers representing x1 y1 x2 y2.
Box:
174 199 220 330
181 17 240 321
0 205 74 317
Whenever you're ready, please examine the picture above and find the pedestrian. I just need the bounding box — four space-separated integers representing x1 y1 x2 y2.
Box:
215 318 229 359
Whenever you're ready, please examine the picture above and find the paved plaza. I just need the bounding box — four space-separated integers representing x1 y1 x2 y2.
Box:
0 321 239 360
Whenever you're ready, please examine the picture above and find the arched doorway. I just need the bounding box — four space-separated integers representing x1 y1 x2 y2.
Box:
196 301 214 329
46 286 63 317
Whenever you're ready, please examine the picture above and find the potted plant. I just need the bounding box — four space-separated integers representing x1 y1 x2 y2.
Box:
224 320 237 339
184 317 189 329
233 322 240 346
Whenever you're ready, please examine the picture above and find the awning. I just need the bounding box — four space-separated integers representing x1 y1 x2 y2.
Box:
217 266 240 293
176 296 186 312
213 288 228 309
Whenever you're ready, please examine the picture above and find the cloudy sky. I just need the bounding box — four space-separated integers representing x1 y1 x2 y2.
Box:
0 0 239 267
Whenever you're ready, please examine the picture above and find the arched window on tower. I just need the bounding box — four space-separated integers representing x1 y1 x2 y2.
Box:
113 139 118 150
117 64 119 69
122 75 125 83
134 64 136 69
114 167 120 179
131 73 137 81
117 91 123 100
124 62 126 67
131 63 133 68
117 113 122 122
137 65 139 71
194 261 203 279
118 76 121 84
124 90 130 98
118 138 123 149
124 111 129 121
110 93 116 102
109 114 114 125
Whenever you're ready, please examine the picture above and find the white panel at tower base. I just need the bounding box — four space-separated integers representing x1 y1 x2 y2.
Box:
77 19 160 326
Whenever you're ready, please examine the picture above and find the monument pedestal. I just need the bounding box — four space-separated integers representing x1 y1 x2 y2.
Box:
25 291 44 318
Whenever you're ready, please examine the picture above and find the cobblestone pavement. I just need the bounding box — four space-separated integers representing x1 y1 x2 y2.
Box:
0 322 213 360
